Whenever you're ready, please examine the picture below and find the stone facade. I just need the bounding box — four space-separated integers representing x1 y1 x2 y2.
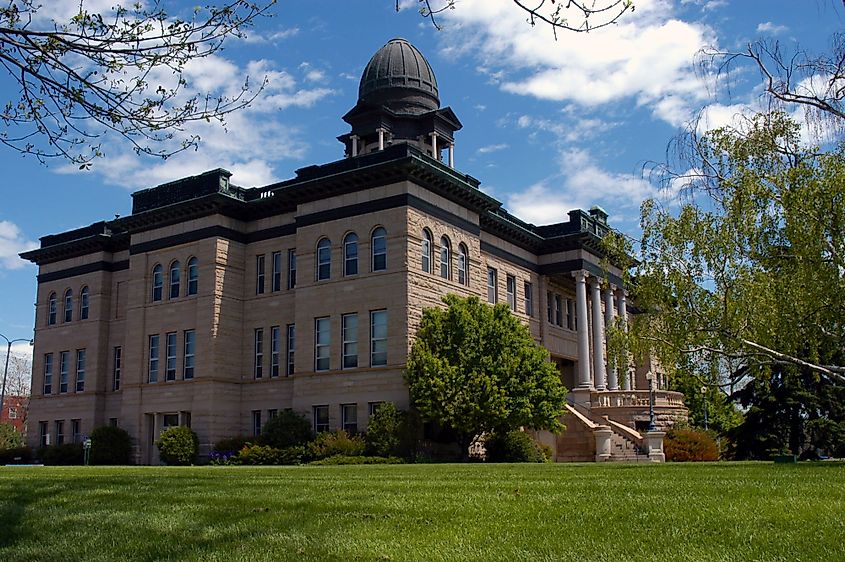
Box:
21 39 686 463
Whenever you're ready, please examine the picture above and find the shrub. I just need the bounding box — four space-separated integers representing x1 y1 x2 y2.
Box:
0 422 23 449
365 402 403 457
309 455 404 465
484 431 546 463
260 410 313 449
157 426 199 466
665 429 719 462
90 426 132 465
213 436 251 455
41 443 84 465
0 446 33 464
230 444 305 466
308 430 366 460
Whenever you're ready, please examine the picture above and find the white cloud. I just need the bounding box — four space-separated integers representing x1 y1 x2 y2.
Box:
439 0 716 128
756 22 789 35
0 221 37 270
477 143 509 154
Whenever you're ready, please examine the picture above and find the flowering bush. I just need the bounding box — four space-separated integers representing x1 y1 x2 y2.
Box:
665 429 719 462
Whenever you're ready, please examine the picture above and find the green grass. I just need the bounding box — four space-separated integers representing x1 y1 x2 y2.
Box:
1 462 843 561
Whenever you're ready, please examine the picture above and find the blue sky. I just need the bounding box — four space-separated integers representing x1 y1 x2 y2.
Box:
1 0 842 359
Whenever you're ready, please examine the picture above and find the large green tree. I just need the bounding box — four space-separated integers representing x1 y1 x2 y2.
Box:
406 294 567 457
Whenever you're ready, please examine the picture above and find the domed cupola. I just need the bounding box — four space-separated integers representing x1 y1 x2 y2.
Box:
358 38 440 115
340 38 462 167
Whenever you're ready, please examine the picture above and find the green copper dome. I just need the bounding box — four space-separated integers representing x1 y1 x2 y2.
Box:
358 38 440 115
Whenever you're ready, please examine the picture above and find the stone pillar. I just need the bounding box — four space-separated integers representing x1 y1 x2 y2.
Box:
430 132 438 160
573 270 592 389
448 144 454 167
645 431 666 463
351 135 359 157
590 278 607 391
594 426 613 462
618 288 632 391
604 285 618 390
378 128 384 150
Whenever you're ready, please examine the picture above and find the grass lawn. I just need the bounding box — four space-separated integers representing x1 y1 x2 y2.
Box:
1 462 843 561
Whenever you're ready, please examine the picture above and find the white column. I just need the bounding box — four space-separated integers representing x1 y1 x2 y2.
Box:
573 270 592 389
378 128 384 150
590 278 607 391
430 132 438 160
448 144 454 167
351 135 359 157
617 288 631 390
604 285 618 390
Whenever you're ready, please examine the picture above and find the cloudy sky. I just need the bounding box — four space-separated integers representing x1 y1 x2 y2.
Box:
1 0 842 357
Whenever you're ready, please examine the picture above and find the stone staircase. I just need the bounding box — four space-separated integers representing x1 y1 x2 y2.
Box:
609 431 649 462
560 402 653 463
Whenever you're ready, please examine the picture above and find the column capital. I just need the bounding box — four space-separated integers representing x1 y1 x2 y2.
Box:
572 269 589 282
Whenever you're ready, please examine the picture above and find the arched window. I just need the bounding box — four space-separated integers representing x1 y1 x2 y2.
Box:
79 286 90 320
48 292 57 325
187 257 199 295
343 233 358 276
458 243 469 286
371 227 387 271
440 236 451 280
316 238 331 281
152 265 163 302
169 260 181 299
63 289 73 322
421 229 432 273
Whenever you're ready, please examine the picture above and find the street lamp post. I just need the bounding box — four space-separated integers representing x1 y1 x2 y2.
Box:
645 371 657 432
701 386 709 431
1 333 33 422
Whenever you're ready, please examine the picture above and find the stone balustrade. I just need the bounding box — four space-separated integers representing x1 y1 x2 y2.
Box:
590 389 685 409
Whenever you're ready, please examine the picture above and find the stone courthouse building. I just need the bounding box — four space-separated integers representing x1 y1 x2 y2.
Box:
22 39 685 463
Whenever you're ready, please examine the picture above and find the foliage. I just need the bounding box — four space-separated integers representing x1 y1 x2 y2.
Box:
0 0 274 166
260 410 314 450
309 455 403 466
40 443 84 465
664 429 719 462
668 368 743 437
2 463 844 560
308 430 366 461
89 426 132 465
213 436 251 455
0 422 22 449
365 403 422 458
484 431 548 463
407 295 567 457
225 444 305 466
0 446 32 464
156 426 198 466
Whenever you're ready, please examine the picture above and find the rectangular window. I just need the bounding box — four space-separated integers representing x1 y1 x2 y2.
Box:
39 421 49 447
270 325 280 377
148 335 159 383
370 310 388 367
112 347 121 391
255 255 265 294
71 419 81 444
313 405 329 433
165 332 177 381
272 251 282 292
268 408 278 420
59 351 69 393
341 403 358 433
254 328 264 379
342 313 358 369
487 267 498 304
555 294 563 327
547 291 554 324
183 330 195 380
286 324 295 376
506 274 516 311
524 281 533 317
109 418 118 428
43 353 53 395
287 249 297 289
252 410 262 437
566 299 575 330
75 349 86 392
163 413 179 428
315 317 330 371
368 402 383 417
55 420 65 445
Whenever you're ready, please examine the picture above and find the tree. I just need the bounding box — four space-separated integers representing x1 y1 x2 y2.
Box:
0 0 274 167
406 294 567 458
401 0 633 37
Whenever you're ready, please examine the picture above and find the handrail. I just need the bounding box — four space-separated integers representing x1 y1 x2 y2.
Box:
603 417 643 446
564 404 599 430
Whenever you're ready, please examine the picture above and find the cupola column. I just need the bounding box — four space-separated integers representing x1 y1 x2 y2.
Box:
604 285 618 391
573 270 592 389
378 128 385 150
351 135 359 157
430 132 438 160
448 143 454 167
590 278 607 391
